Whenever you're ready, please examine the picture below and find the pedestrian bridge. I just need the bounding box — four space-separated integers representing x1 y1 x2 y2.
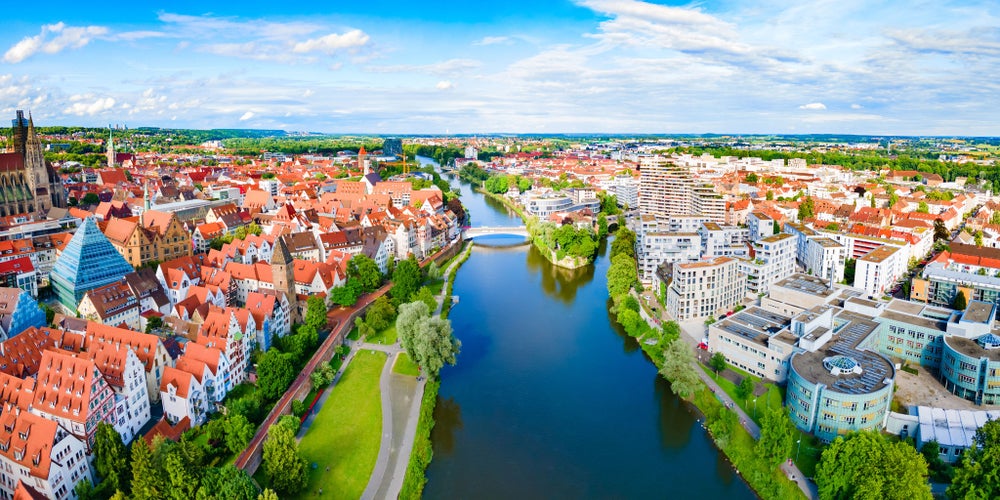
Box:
463 226 529 239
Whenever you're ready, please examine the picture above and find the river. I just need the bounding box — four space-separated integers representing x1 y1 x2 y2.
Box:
417 156 754 499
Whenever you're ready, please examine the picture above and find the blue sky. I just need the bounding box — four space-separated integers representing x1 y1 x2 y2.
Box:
1 0 998 135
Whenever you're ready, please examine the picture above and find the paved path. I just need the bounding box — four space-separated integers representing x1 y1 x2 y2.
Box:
362 242 469 499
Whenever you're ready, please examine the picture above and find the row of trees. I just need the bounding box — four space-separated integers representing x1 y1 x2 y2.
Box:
78 422 269 500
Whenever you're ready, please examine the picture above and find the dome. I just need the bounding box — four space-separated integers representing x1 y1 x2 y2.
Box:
823 355 863 376
978 333 1000 350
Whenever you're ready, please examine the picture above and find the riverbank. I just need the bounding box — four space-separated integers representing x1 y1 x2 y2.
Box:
621 320 806 499
476 187 594 270
399 241 473 499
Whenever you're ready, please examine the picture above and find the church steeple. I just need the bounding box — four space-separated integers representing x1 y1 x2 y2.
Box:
270 235 299 322
106 126 115 168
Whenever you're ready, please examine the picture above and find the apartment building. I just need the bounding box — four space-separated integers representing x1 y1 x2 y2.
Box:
664 256 744 320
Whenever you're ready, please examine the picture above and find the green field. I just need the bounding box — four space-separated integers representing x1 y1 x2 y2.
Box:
295 349 386 499
368 324 398 345
393 352 420 376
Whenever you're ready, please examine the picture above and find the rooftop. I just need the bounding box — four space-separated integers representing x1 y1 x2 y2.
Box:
859 244 901 263
790 311 894 395
774 273 836 298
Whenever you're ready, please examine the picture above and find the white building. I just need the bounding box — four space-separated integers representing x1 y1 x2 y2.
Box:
699 223 750 259
636 216 701 284
740 233 796 296
664 256 745 320
855 245 906 298
160 366 209 427
0 412 91 500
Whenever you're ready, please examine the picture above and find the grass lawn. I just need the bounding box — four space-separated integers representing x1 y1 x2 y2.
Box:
347 326 361 341
393 352 420 376
295 349 386 500
699 364 782 426
426 278 445 296
368 324 397 345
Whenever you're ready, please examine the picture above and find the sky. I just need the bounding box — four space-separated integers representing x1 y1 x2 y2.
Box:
1 0 998 135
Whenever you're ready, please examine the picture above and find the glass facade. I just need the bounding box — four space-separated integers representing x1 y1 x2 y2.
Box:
940 336 1000 405
51 217 134 312
786 361 894 442
6 289 46 338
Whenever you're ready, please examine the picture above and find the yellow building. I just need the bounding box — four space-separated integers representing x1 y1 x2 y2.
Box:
102 210 192 267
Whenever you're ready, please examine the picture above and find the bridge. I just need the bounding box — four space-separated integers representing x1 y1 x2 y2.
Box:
463 225 529 239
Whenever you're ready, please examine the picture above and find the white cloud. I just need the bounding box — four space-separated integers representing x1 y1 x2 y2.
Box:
239 111 255 121
292 29 369 54
302 89 315 98
798 102 827 110
3 22 109 63
368 58 482 75
436 81 454 90
475 36 511 46
851 103 863 109
63 96 116 116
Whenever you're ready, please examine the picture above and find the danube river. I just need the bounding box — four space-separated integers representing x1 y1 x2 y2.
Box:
418 157 754 499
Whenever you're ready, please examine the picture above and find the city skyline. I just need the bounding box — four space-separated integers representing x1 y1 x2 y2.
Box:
2 0 998 135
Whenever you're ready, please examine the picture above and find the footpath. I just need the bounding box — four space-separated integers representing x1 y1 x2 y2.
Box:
361 242 472 499
676 319 818 500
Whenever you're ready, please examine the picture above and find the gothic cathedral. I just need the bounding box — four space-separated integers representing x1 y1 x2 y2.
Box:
0 111 66 217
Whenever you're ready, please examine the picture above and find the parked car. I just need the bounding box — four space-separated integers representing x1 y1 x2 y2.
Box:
697 342 709 351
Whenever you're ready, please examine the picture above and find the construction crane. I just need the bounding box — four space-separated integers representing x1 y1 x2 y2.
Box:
402 151 409 175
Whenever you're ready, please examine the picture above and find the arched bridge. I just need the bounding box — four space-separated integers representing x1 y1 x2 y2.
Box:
463 226 529 239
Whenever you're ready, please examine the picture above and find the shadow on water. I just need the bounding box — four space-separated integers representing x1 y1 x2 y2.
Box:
654 377 694 449
440 327 491 377
430 396 464 457
606 297 641 354
524 244 595 305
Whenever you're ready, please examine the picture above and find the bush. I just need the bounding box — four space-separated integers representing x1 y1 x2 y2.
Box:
291 399 308 418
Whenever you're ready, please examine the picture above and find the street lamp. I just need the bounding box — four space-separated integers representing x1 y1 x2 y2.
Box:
796 438 802 461
753 398 758 418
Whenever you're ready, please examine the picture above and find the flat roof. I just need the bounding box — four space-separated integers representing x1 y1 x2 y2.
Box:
879 309 948 333
961 301 994 324
916 406 1000 449
761 233 794 243
859 244 900 263
791 311 894 395
944 335 1000 362
774 273 835 298
715 307 791 346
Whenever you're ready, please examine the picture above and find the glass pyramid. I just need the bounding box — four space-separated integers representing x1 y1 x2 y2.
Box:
51 217 134 312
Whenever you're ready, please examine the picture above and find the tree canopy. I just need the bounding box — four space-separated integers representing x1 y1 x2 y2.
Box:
949 418 1000 498
256 350 296 401
391 256 422 303
756 408 796 465
606 253 639 299
348 254 383 293
396 301 461 378
659 339 702 399
815 431 931 500
262 423 308 495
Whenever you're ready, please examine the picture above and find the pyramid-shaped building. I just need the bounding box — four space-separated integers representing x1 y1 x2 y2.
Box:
51 217 134 312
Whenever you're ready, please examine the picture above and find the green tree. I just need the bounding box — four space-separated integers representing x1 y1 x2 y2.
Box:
917 201 930 213
396 301 461 378
258 489 280 500
596 213 608 238
606 253 638 299
224 414 254 454
662 321 681 343
196 465 258 500
766 190 774 201
757 408 795 465
262 422 308 495
348 254 382 293
391 256 422 302
82 192 100 205
364 295 396 331
330 278 363 306
798 196 815 220
919 440 953 483
93 422 129 492
843 258 857 284
953 290 968 311
413 286 438 313
990 211 1000 226
709 352 726 376
145 315 163 333
130 438 164 500
659 340 702 399
816 431 931 500
709 407 739 448
745 172 759 183
610 227 636 261
736 376 755 401
949 419 1000 498
934 218 950 241
257 350 295 401
303 295 327 331
165 450 199 500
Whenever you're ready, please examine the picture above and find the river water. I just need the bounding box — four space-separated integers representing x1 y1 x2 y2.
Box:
417 156 754 499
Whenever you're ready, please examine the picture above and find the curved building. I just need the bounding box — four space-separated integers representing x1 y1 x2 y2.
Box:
785 311 895 442
940 334 1000 405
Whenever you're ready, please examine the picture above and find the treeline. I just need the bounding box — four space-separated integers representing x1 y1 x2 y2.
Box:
222 137 382 156
528 218 598 263
672 146 1000 191
403 145 463 167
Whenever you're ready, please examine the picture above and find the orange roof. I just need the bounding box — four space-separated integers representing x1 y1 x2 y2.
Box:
0 412 58 480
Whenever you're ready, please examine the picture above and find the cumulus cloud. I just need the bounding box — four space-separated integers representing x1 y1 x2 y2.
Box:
63 95 116 116
798 102 827 110
4 22 108 63
851 103 863 109
239 111 255 121
292 29 369 54
436 81 454 90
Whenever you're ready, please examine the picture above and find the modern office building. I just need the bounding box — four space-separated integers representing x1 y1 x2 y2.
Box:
50 217 134 312
854 245 906 298
0 287 46 341
739 233 796 297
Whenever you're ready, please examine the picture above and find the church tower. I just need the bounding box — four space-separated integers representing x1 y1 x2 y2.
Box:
25 114 49 213
271 235 299 323
106 128 115 168
358 146 368 176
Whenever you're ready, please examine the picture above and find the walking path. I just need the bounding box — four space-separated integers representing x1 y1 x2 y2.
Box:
361 242 471 499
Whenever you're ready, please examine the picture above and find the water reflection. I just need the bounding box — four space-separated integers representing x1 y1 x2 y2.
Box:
654 377 694 449
431 396 464 456
606 298 641 354
524 245 594 304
